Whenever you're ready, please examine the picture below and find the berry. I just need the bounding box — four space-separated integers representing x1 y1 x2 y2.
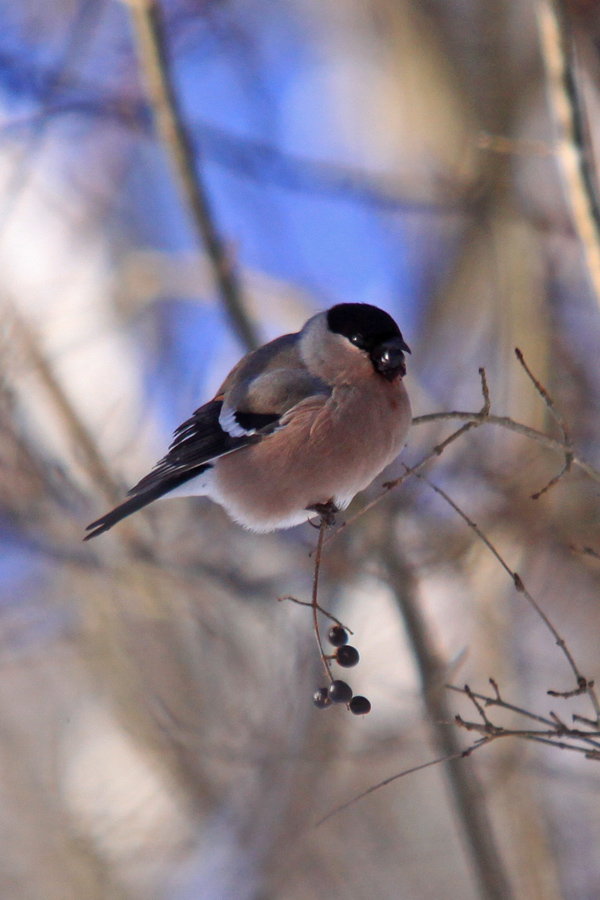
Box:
349 696 371 716
327 625 348 648
336 645 360 668
313 687 331 709
328 680 353 704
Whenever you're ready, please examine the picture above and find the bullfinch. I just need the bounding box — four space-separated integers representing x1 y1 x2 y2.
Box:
85 302 411 538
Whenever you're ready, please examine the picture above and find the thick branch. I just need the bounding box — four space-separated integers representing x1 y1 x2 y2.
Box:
125 0 259 351
535 0 600 307
381 542 515 900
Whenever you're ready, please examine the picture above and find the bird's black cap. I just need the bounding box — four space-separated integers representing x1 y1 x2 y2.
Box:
327 303 410 354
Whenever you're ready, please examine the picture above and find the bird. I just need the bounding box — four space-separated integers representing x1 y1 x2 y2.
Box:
84 302 411 539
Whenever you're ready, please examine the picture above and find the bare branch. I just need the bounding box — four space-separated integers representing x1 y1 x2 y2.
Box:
447 682 557 729
514 348 568 438
451 682 600 755
326 363 600 548
571 545 600 562
412 410 600 485
310 515 335 682
315 751 470 828
419 472 600 723
277 596 351 633
514 347 573 498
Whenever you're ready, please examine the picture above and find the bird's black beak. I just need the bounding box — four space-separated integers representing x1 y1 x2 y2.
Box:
371 336 411 381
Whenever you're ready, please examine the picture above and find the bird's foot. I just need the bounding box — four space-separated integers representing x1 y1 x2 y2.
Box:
307 499 339 528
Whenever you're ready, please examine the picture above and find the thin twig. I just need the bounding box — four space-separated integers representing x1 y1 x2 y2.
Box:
573 712 600 727
455 686 600 754
455 719 600 756
548 683 589 699
419 472 600 723
453 682 600 752
282 513 343 681
325 362 600 549
514 347 573 498
463 684 495 729
277 596 350 632
124 0 259 351
514 348 568 437
571 546 600 562
315 750 471 827
411 411 600 485
311 517 333 682
447 683 557 729
532 455 573 500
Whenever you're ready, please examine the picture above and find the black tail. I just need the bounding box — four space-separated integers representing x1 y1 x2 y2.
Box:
84 488 164 540
84 467 209 540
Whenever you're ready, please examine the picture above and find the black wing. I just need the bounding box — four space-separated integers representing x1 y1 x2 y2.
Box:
84 399 278 540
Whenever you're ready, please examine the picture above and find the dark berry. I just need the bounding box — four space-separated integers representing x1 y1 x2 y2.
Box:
349 696 371 716
313 687 331 709
328 680 353 704
327 625 348 648
336 645 360 668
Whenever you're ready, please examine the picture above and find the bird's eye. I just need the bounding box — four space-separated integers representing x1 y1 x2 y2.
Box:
349 333 363 346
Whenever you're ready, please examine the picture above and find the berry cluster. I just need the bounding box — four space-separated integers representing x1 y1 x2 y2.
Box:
313 625 371 715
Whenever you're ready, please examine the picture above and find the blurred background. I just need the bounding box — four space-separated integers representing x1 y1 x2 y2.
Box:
1 0 600 897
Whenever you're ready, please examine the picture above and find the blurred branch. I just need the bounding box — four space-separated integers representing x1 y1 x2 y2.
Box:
0 0 106 230
124 0 259 351
474 131 553 157
7 308 122 507
0 89 477 219
381 542 515 900
535 0 600 307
